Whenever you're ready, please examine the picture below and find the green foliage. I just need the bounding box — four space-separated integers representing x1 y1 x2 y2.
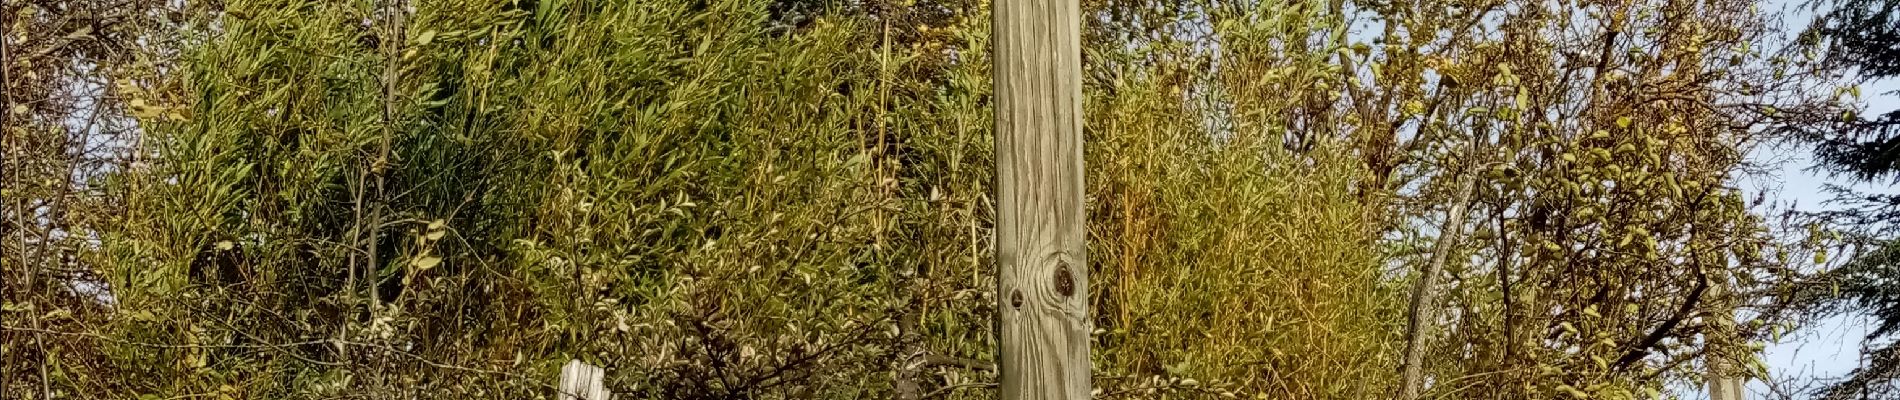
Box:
1337 0 1809 396
1790 0 1899 182
1 0 1851 398
1084 1 1403 397
81 0 997 397
1790 0 1900 396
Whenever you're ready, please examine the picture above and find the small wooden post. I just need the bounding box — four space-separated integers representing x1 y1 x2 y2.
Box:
992 0 1090 398
560 360 612 400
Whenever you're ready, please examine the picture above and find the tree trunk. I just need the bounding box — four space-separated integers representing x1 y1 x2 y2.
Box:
1398 144 1480 400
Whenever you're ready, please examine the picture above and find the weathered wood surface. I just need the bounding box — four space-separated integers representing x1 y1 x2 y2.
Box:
559 360 612 400
1709 371 1746 400
1707 283 1746 400
991 0 1090 398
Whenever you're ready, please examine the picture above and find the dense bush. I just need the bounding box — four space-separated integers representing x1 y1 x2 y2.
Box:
1 0 1852 398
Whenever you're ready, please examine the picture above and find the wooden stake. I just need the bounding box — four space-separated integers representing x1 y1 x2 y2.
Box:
560 360 613 400
992 0 1090 398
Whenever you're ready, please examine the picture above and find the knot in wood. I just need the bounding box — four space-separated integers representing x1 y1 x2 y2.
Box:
1053 260 1074 297
1010 289 1024 309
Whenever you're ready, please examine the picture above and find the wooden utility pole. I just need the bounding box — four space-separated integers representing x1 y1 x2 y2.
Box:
1707 279 1747 400
992 0 1090 398
1708 345 1748 400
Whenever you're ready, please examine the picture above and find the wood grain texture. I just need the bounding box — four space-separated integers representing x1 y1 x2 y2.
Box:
992 0 1090 398
1706 283 1746 400
560 360 613 400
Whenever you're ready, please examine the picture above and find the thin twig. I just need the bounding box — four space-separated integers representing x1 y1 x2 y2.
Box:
920 382 995 399
1 325 331 350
